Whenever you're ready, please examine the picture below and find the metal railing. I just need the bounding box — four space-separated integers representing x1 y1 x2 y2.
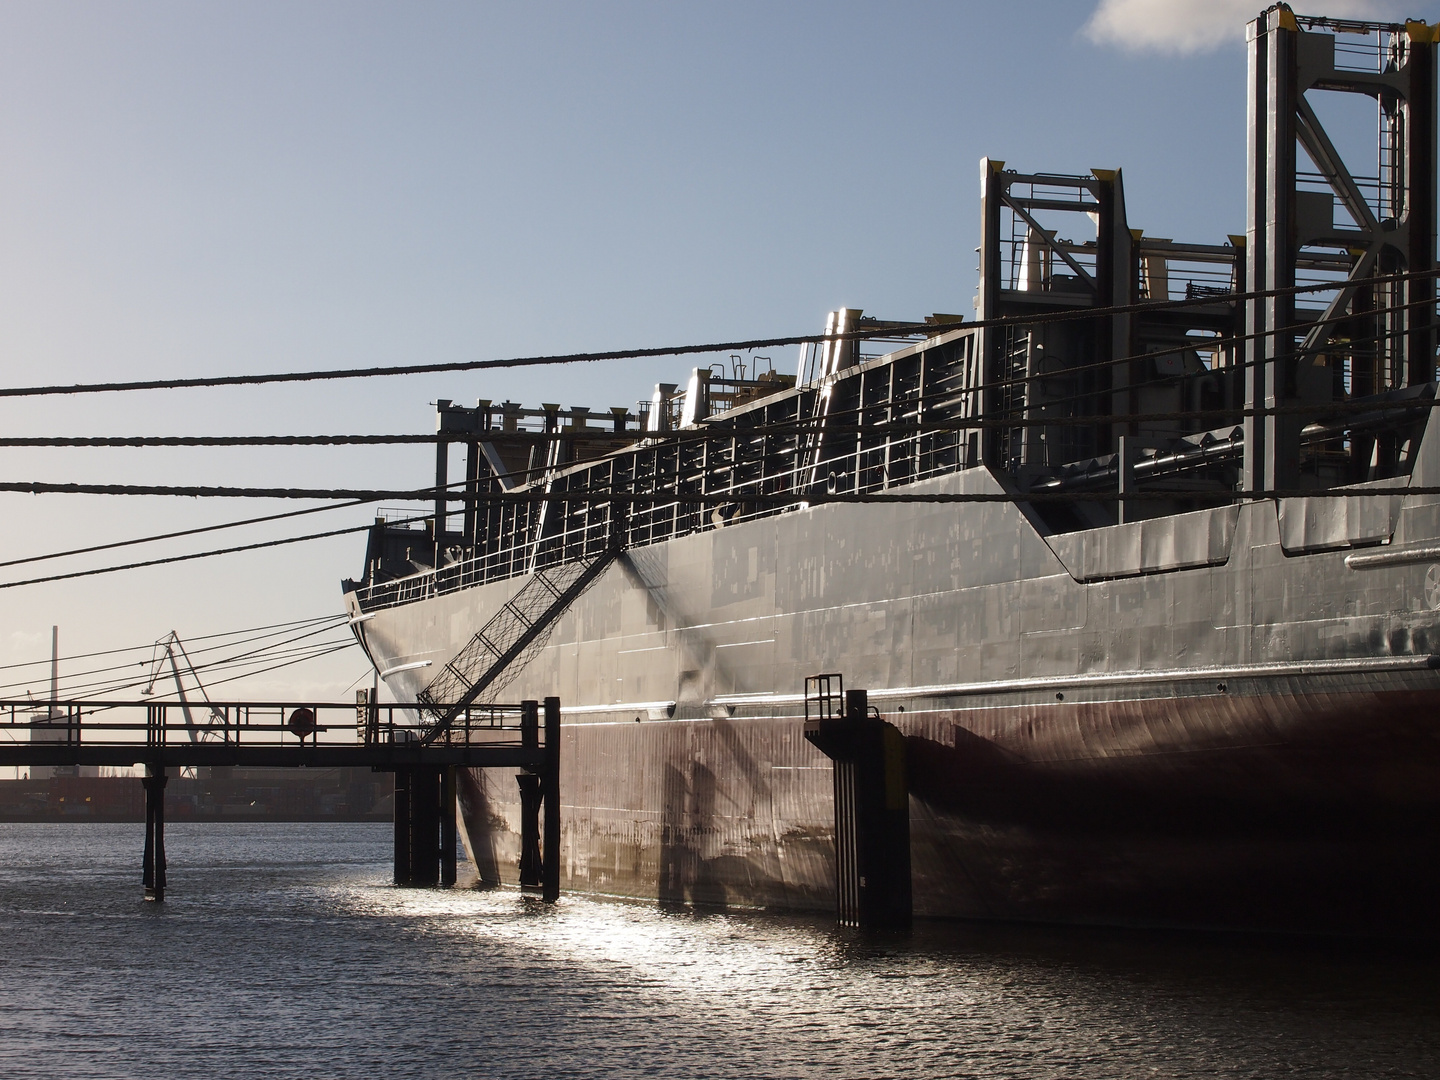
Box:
355 340 984 613
0 697 533 752
804 673 846 725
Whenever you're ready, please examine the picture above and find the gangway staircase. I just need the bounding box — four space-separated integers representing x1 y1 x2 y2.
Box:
415 548 619 745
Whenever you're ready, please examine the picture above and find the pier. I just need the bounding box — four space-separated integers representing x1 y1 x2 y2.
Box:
803 675 912 931
0 693 562 901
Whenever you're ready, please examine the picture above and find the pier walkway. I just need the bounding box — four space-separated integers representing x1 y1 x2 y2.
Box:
0 693 561 902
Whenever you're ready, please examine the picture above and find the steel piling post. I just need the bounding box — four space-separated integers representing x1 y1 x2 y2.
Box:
441 765 457 888
142 766 167 901
393 767 412 885
542 696 561 903
517 700 542 890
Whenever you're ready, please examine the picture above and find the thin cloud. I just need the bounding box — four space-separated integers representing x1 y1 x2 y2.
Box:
1083 1 1413 55
7 630 47 651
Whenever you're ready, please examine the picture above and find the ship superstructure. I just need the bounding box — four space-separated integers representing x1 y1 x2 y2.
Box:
345 8 1440 933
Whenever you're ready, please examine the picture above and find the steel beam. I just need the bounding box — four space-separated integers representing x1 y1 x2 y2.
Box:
1406 24 1437 386
977 158 1005 467
1246 9 1437 490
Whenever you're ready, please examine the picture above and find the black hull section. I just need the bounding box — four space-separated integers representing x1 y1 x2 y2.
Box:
459 675 1440 937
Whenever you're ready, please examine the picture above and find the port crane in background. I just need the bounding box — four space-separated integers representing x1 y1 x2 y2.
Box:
142 631 229 747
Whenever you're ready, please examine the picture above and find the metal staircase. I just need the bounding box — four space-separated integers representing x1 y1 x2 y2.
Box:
415 549 618 744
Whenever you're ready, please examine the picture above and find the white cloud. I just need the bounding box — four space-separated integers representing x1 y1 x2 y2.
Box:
1084 0 1414 55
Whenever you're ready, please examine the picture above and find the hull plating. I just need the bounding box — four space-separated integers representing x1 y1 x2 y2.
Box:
446 671 1440 935
349 449 1440 934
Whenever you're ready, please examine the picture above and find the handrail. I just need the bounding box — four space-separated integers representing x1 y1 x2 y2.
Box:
0 698 539 750
353 400 973 613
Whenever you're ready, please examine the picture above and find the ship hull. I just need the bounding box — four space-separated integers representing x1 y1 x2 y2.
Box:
450 667 1440 936
350 459 1440 935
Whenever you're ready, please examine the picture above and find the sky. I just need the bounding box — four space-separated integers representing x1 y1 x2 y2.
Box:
0 0 1433 704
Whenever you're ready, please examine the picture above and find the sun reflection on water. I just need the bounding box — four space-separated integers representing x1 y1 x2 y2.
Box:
0 824 1435 1080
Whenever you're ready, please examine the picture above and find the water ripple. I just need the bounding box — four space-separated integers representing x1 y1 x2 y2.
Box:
0 822 1434 1079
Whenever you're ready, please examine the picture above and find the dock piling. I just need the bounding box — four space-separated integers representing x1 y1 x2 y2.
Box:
516 698 561 900
517 700 542 890
516 772 543 889
393 766 449 885
392 767 413 884
542 696 561 903
804 681 912 930
142 767 167 901
441 766 457 888
411 767 442 885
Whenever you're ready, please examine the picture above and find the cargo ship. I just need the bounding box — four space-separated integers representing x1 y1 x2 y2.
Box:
344 7 1440 934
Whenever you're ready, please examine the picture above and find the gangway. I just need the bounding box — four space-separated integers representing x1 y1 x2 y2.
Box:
415 546 618 744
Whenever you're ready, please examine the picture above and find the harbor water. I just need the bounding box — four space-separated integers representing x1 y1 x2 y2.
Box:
0 822 1435 1079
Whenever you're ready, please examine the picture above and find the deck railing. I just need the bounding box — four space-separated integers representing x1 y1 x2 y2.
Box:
355 330 982 612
